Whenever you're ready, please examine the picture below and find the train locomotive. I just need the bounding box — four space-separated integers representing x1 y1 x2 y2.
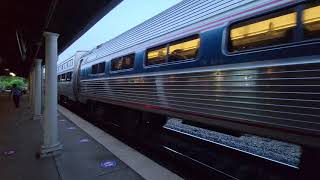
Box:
57 0 320 149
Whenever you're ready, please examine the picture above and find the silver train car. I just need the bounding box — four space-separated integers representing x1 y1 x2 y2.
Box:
57 51 87 102
58 0 320 149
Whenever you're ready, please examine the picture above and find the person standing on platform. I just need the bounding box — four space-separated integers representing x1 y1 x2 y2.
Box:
11 84 22 108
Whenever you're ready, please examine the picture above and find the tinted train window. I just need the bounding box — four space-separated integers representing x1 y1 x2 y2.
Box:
111 57 122 71
303 4 320 40
111 54 135 71
92 64 98 74
146 45 167 65
168 35 200 62
91 62 105 74
98 62 105 73
229 11 297 52
66 72 72 81
61 74 66 81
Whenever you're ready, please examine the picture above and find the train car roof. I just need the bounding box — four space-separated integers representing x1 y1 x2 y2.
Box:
81 0 297 62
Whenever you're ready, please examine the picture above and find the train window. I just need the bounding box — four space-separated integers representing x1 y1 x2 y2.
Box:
61 74 66 81
111 54 135 71
98 62 105 73
146 45 167 65
123 54 134 69
91 64 98 74
91 62 105 74
168 35 200 62
229 11 297 52
66 72 72 81
111 57 122 71
303 4 320 40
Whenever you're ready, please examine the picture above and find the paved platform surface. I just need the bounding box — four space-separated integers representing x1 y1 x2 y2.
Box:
0 94 181 180
0 94 143 180
0 94 60 180
58 105 181 180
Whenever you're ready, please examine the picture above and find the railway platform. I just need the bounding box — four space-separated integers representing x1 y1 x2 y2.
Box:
0 94 181 180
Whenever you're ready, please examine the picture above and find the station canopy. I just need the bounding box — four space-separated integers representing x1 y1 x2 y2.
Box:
0 0 122 77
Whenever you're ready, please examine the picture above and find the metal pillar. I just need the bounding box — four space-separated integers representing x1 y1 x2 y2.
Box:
41 65 45 114
28 72 31 104
29 70 33 106
33 69 36 107
39 32 62 158
33 59 43 120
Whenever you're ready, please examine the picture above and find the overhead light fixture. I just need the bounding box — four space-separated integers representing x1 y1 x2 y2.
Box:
4 68 9 71
9 72 16 77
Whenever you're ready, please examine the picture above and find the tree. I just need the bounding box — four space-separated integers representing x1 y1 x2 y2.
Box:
0 76 27 89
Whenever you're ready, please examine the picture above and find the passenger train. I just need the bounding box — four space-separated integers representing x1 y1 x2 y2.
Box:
57 0 320 148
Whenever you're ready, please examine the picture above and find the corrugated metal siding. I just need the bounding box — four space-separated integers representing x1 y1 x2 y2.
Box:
86 0 292 61
79 58 320 147
58 58 74 74
58 82 74 100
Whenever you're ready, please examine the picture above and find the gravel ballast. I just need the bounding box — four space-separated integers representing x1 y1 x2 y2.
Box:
164 118 301 167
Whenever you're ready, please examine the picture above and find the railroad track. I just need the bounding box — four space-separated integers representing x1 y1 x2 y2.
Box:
61 102 300 179
160 127 299 179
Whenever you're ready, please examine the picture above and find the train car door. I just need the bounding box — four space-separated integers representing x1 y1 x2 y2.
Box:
73 58 84 101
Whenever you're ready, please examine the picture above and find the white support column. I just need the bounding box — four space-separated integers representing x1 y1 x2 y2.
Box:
32 67 36 111
28 72 31 104
41 65 45 114
33 59 43 121
29 70 33 106
39 32 63 158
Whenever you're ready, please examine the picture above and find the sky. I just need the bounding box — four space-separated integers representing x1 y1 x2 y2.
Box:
58 0 183 62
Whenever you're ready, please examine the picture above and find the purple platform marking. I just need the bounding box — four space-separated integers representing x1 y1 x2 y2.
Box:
79 138 89 143
100 160 117 168
3 150 15 156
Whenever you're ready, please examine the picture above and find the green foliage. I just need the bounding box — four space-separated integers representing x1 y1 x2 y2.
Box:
0 76 27 89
